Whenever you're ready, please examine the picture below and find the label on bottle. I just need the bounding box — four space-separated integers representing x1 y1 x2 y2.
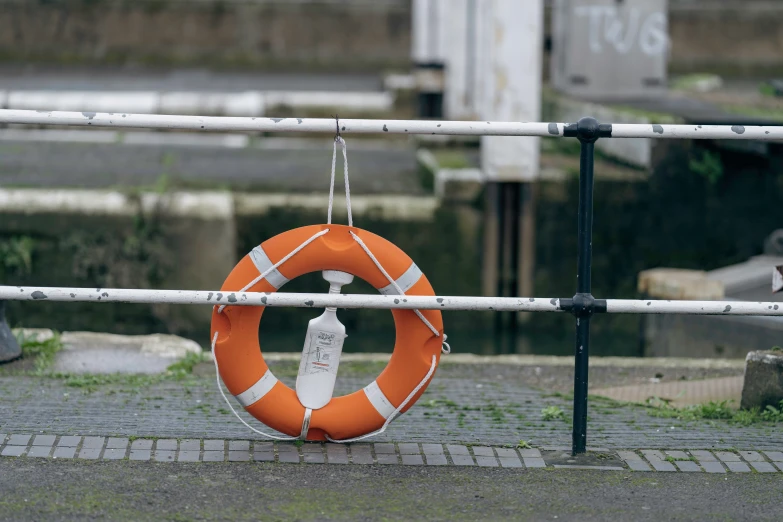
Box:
299 328 345 376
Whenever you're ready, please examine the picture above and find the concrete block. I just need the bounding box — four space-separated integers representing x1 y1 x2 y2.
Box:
476 456 498 467
472 446 494 457
228 441 250 451
425 454 448 466
373 443 396 454
451 455 475 466
27 446 52 458
153 450 176 462
376 454 399 465
398 443 420 455
53 447 77 459
129 450 151 461
203 440 224 451
523 457 546 468
2 446 27 457
749 461 778 473
446 445 470 456
229 451 251 462
402 454 424 465
349 446 373 465
202 451 224 462
156 440 178 451
32 435 56 446
180 439 200 451
741 351 783 410
103 448 127 460
57 436 82 447
131 439 153 450
253 452 274 462
7 435 31 446
81 437 105 449
638 268 724 300
178 451 200 462
106 438 128 449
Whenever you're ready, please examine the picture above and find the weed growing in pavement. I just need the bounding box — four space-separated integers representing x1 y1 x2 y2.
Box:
15 330 63 374
541 406 565 421
646 398 783 425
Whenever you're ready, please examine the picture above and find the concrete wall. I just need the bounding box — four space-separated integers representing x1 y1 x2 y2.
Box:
0 0 411 70
2 1 781 74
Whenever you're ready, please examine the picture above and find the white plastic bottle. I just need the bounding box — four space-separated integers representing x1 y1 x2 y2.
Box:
296 270 354 409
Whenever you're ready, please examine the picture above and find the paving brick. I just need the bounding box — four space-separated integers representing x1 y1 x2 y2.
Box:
57 436 82 447
522 457 546 468
26 445 52 458
402 454 424 465
350 446 373 465
154 450 176 462
749 461 778 473
52 446 77 459
699 461 726 474
278 451 300 464
202 451 224 462
131 439 153 450
180 439 200 451
7 435 31 446
204 440 224 451
81 437 105 449
641 450 665 460
156 439 178 451
373 443 396 454
775 462 783 472
2 446 27 457
78 447 101 459
665 451 690 460
229 451 251 462
254 442 274 453
647 459 676 472
472 446 494 457
499 456 523 468
674 461 701 472
106 438 128 449
398 443 420 455
626 460 652 472
376 453 398 465
229 440 250 451
178 450 200 462
763 451 783 462
421 444 444 455
253 452 275 462
690 450 716 462
425 454 448 466
446 445 469 456
739 451 763 462
518 449 542 458
617 451 642 461
129 450 151 461
553 465 624 471
725 462 751 473
32 435 56 446
103 448 126 460
451 455 475 466
325 445 349 464
0 434 6 444
715 452 740 462
476 456 498 467
301 444 323 453
303 452 325 464
495 448 518 458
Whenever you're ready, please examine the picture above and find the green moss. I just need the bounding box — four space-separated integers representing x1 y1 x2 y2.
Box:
15 330 63 374
541 405 565 421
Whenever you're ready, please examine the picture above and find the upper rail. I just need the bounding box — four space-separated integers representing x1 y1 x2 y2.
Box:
0 110 781 140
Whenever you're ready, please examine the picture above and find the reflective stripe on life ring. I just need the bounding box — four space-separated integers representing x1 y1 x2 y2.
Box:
210 224 444 441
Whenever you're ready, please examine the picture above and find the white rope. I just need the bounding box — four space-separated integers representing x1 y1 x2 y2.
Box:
216 228 329 313
327 136 352 227
325 354 438 444
349 230 440 338
210 332 297 441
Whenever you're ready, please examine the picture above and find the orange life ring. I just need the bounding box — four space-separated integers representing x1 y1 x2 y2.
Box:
210 224 444 441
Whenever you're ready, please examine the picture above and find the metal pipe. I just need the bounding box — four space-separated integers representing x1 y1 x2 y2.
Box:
1 109 782 140
0 286 780 315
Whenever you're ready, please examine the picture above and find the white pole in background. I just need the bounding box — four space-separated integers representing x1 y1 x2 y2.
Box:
480 0 544 182
444 0 481 121
411 0 448 118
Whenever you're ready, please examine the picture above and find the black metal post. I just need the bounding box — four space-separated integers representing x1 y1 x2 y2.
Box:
563 117 611 455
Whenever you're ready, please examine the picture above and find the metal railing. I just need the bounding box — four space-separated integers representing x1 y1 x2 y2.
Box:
1 109 782 455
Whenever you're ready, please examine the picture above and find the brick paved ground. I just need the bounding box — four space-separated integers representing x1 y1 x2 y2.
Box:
0 360 778 450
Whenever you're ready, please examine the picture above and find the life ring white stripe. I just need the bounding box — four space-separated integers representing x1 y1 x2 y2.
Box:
378 262 422 296
235 370 278 408
249 246 289 289
363 380 396 419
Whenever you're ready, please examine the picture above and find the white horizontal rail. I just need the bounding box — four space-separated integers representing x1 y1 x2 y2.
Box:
1 286 782 316
0 109 781 140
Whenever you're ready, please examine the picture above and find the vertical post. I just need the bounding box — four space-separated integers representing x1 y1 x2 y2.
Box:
564 117 610 455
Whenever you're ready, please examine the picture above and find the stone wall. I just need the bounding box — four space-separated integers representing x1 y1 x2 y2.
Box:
0 0 411 70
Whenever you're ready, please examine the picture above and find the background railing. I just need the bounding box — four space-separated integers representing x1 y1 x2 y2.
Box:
1 109 782 455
